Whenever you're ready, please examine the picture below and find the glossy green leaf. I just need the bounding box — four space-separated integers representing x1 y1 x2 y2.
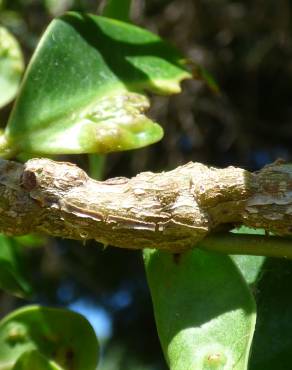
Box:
13 350 63 370
0 26 24 108
0 305 99 370
144 249 256 370
5 13 191 156
0 234 32 297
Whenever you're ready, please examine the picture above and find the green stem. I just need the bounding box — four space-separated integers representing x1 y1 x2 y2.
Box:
198 233 292 259
88 154 106 180
102 0 132 22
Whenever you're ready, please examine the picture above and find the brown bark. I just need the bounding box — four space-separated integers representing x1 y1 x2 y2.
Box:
0 158 291 252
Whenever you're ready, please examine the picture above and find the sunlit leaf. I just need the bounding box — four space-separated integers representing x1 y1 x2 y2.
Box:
5 13 191 156
0 305 99 370
231 254 265 286
0 234 32 297
231 227 266 285
144 249 256 370
231 226 266 235
13 350 64 370
0 26 24 108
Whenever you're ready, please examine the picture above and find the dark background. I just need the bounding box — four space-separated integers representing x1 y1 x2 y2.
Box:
1 1 292 369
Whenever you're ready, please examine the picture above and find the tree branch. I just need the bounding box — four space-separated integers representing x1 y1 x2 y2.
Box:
0 158 292 252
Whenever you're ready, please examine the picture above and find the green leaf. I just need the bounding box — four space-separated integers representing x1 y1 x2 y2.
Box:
248 258 292 370
5 13 191 157
231 227 266 285
231 226 266 236
231 254 265 286
144 249 256 370
0 26 24 108
0 234 32 297
13 350 64 370
102 0 132 22
0 305 99 370
13 234 47 248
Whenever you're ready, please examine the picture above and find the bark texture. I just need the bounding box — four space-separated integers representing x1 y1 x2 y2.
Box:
0 158 291 252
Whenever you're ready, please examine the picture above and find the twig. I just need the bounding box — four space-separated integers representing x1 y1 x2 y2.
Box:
0 158 292 253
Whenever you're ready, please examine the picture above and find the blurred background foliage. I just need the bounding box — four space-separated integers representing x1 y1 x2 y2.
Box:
1 1 292 369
